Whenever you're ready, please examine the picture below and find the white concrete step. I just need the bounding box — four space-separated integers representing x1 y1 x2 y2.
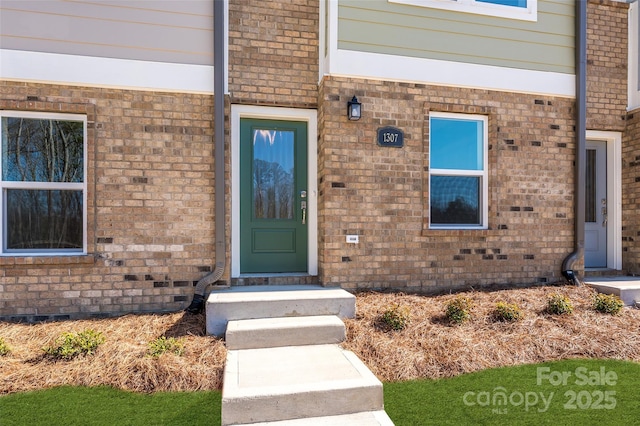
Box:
222 344 384 425
225 315 346 350
233 410 394 425
585 277 640 306
206 285 356 336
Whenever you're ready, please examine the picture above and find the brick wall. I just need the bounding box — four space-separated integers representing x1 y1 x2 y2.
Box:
227 0 319 108
587 0 635 273
3 0 634 320
623 109 640 273
0 82 216 321
318 76 576 292
586 0 628 131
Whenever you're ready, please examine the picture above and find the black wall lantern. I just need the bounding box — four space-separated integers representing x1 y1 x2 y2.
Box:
347 96 361 121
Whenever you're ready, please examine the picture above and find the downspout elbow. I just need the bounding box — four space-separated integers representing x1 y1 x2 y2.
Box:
186 261 224 314
562 252 582 286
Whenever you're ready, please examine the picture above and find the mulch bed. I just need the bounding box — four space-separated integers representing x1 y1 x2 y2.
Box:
0 310 225 394
343 285 640 382
1 284 638 394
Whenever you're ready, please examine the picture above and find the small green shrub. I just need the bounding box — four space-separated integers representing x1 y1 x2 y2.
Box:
593 293 624 315
0 337 11 356
147 336 184 357
380 304 411 331
43 329 105 360
546 293 574 315
493 302 523 322
445 296 474 325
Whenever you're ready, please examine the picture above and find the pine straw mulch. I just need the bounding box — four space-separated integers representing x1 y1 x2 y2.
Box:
0 284 639 395
0 311 226 395
343 284 640 383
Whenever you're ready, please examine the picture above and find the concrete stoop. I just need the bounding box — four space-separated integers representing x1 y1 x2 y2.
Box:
206 285 356 337
585 276 640 306
209 285 394 425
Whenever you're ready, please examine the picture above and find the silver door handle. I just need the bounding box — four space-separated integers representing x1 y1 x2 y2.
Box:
301 201 307 225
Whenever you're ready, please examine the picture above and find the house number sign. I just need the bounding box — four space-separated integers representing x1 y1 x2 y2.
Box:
377 126 404 148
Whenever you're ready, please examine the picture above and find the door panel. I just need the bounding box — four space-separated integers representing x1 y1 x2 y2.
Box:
584 140 607 268
240 119 307 273
252 229 296 253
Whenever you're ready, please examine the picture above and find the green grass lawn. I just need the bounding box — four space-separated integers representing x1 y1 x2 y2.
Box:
1 359 638 425
385 358 640 425
0 386 222 426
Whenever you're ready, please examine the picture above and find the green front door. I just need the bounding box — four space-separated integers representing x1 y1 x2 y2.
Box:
240 119 308 273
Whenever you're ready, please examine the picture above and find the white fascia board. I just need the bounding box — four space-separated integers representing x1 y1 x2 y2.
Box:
331 49 575 98
224 0 229 94
0 49 214 94
321 0 339 81
628 2 640 111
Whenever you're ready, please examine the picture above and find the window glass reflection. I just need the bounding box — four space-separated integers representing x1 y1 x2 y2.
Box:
430 118 483 171
2 117 83 183
430 176 480 225
6 189 83 250
252 129 295 220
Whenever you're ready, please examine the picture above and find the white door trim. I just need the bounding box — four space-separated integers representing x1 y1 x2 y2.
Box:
586 130 622 270
230 105 318 278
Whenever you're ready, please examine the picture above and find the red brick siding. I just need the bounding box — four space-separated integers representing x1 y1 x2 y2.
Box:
0 82 216 320
318 77 575 292
227 0 319 108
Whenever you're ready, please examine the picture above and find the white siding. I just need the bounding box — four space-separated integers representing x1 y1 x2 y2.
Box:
0 0 213 66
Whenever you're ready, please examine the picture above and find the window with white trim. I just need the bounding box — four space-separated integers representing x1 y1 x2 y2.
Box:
0 111 86 254
389 0 537 22
429 112 488 229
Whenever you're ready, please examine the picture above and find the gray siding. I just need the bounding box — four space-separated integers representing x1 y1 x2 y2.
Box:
337 0 574 74
0 0 213 66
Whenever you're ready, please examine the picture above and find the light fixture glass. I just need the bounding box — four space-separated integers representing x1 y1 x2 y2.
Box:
347 96 361 121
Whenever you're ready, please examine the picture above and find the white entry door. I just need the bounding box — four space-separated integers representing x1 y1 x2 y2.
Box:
584 140 607 267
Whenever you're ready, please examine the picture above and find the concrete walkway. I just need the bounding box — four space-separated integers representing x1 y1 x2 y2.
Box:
207 286 394 425
584 276 640 307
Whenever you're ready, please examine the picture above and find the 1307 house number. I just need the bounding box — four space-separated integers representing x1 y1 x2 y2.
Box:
377 126 404 148
382 132 399 144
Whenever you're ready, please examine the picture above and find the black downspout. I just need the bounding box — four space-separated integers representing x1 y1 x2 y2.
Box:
186 0 226 313
561 0 587 286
